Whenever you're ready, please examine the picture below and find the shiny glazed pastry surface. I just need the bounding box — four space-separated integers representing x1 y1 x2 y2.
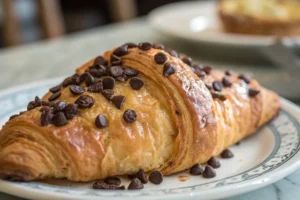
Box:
0 43 280 181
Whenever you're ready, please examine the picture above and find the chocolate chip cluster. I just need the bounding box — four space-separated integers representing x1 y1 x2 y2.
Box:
189 61 260 100
92 148 235 191
40 101 78 127
189 148 234 179
9 42 260 130
176 53 261 100
93 169 164 190
45 43 153 128
8 96 45 121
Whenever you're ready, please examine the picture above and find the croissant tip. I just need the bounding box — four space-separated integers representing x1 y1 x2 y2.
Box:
0 159 37 181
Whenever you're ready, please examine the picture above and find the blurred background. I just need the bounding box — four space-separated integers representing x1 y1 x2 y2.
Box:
0 0 195 48
0 0 299 101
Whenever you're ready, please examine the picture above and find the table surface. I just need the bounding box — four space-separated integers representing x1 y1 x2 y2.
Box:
0 18 299 200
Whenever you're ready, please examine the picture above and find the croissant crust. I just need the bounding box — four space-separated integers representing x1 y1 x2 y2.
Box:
0 44 280 181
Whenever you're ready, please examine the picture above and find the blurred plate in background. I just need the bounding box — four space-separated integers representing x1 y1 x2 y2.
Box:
149 1 300 48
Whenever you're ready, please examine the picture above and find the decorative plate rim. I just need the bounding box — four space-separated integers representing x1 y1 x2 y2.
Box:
0 78 299 200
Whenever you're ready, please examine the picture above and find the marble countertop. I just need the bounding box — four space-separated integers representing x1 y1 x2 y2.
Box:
0 18 299 200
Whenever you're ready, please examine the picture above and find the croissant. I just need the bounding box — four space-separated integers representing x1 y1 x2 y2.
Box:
0 42 280 182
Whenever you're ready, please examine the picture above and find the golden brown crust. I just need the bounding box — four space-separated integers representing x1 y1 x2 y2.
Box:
0 45 280 181
218 0 300 36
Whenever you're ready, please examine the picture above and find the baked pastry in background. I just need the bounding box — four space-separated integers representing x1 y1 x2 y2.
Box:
0 42 280 182
218 0 300 36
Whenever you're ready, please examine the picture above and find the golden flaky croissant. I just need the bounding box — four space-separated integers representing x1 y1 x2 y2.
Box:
0 42 280 182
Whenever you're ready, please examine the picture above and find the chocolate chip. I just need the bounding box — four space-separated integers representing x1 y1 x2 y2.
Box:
88 82 103 93
95 63 108 70
124 68 139 77
69 85 85 95
48 92 61 101
153 43 165 50
123 109 137 123
163 62 176 77
94 56 107 66
95 114 108 128
84 72 95 86
62 77 73 88
203 166 216 178
212 81 223 92
63 75 80 87
128 178 144 190
40 106 52 113
104 177 121 186
27 101 36 111
52 112 67 127
128 169 148 183
110 54 122 64
79 73 86 83
175 110 180 115
124 42 138 48
211 92 220 99
238 74 251 84
102 77 115 89
75 95 94 108
9 114 19 121
63 104 78 120
135 169 148 184
41 101 49 106
211 91 226 101
49 101 56 107
154 52 167 64
49 84 62 93
109 66 124 77
111 59 122 66
149 170 163 184
219 94 227 101
235 141 240 145
89 67 106 77
207 157 221 168
203 66 212 74
41 110 54 126
221 149 234 158
128 174 135 179
222 77 232 87
138 42 152 51
101 89 114 100
53 101 67 113
34 96 42 107
192 64 203 72
130 77 144 90
115 74 127 82
181 56 192 66
113 45 129 57
93 182 125 190
248 88 260 97
166 49 179 58
198 71 206 80
111 95 126 109
225 70 232 76
190 163 204 175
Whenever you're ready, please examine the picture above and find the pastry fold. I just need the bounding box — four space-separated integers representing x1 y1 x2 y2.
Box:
0 44 280 181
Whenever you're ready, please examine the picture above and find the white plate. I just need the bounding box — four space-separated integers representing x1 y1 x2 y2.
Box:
148 1 300 47
0 78 299 200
